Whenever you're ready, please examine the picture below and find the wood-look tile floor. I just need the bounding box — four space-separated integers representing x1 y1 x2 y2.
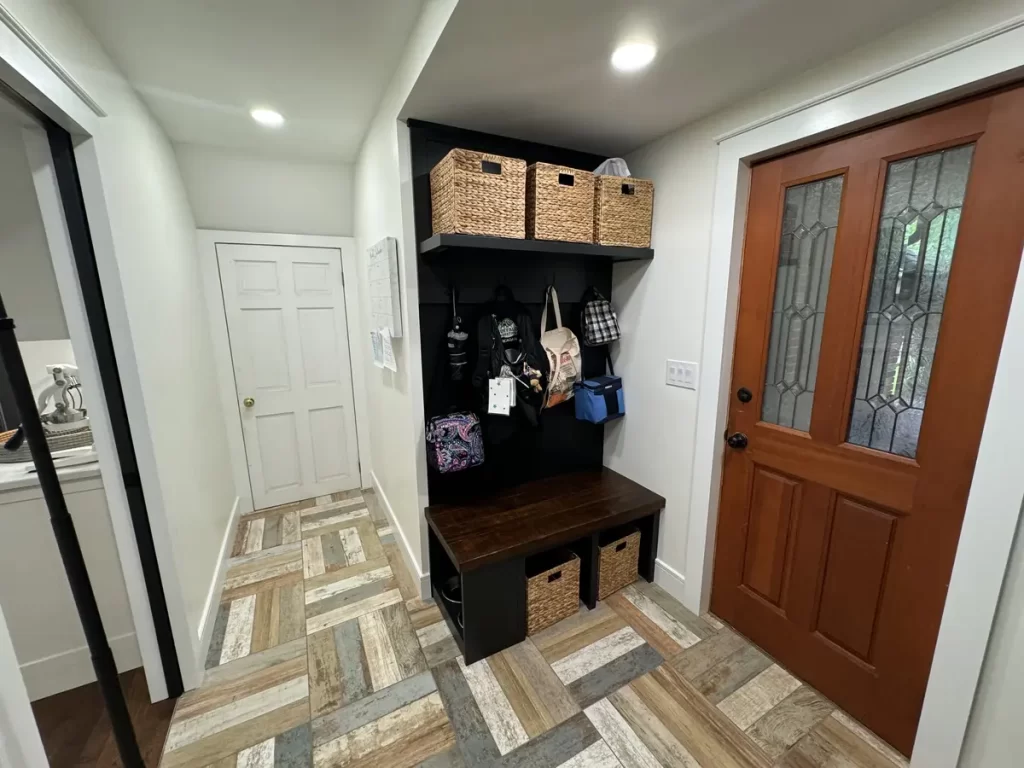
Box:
159 491 911 768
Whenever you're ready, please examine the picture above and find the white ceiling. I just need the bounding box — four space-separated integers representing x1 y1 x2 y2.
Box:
402 0 957 156
70 0 426 161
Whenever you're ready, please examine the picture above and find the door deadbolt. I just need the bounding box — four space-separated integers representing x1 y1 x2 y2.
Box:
737 387 753 403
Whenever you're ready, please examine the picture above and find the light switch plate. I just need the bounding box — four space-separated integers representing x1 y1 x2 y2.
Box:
666 360 698 390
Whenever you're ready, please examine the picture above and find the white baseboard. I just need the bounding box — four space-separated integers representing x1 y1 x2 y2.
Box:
654 557 687 605
21 631 140 701
370 471 430 599
195 495 240 685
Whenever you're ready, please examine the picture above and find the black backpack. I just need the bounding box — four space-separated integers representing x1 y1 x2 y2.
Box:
471 286 547 428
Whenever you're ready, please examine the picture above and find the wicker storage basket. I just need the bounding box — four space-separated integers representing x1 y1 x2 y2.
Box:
598 528 640 599
526 163 595 243
594 175 655 247
430 149 526 239
526 549 580 634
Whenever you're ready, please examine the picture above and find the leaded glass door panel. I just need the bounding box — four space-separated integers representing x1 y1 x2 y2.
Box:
711 88 1024 756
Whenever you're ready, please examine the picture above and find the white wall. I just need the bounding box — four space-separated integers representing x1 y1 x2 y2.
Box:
175 143 354 236
959 507 1024 765
606 0 1024 603
1 0 237 691
353 0 458 586
0 119 66 342
0 604 47 768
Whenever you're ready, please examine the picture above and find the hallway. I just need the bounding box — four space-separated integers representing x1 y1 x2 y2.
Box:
157 491 909 767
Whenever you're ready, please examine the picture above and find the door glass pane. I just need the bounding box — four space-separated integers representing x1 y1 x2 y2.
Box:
847 144 975 458
762 175 844 431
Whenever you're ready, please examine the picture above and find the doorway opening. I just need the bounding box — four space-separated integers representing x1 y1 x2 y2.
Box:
0 81 181 763
199 230 366 515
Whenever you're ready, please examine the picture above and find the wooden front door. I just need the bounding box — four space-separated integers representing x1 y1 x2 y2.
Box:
710 86 1024 755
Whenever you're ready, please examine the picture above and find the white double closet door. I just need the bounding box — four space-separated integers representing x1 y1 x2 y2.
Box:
217 243 360 509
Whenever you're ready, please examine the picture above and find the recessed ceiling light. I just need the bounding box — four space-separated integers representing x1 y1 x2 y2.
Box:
250 108 285 128
611 42 657 73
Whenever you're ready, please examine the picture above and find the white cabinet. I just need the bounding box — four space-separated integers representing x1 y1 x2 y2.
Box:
0 469 139 700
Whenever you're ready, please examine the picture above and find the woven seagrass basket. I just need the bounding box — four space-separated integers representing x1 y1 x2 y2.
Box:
526 163 595 243
430 149 526 239
526 549 580 634
597 528 640 599
594 175 654 248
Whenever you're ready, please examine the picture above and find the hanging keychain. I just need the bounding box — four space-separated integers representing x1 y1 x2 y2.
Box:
446 288 469 380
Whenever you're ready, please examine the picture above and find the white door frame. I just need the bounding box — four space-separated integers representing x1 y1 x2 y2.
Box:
199 230 371 514
684 16 1024 768
10 119 176 697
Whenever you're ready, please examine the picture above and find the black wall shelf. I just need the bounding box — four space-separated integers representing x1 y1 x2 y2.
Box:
420 233 654 263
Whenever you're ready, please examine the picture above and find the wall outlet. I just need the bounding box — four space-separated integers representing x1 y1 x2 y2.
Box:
666 360 698 390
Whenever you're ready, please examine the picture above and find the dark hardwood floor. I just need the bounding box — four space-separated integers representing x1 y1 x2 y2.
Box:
31 668 176 767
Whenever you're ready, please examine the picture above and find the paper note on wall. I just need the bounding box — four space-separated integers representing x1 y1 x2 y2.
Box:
367 237 402 337
370 329 384 368
380 327 397 373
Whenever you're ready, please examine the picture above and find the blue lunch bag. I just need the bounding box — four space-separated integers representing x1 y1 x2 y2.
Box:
574 375 624 423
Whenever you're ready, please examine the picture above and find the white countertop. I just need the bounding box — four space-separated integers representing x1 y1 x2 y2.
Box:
0 447 102 492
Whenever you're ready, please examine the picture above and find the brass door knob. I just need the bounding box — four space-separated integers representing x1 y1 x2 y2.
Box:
243 397 255 408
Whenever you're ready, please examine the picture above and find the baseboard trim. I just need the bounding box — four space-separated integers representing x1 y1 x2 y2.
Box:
369 470 429 598
653 557 686 605
21 631 140 701
195 495 240 684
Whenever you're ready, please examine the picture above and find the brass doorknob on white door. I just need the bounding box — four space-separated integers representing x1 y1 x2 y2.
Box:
243 397 255 408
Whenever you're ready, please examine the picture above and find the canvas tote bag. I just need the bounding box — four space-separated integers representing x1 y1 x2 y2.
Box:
539 286 582 408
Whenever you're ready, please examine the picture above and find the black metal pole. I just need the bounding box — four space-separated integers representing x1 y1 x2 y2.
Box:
0 294 144 767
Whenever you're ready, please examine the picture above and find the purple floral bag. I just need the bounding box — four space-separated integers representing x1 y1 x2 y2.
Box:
426 412 485 473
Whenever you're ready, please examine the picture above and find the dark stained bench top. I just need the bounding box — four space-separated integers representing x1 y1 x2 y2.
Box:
426 468 665 572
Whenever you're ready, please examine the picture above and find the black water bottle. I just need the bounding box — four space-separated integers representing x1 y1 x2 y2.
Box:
447 291 469 380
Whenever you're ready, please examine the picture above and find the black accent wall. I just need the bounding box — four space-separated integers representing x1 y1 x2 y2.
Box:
409 120 614 505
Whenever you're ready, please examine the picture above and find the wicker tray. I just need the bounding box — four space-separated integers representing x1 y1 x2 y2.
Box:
598 528 640 599
526 163 595 243
431 148 526 239
594 175 654 248
0 424 94 463
526 549 580 634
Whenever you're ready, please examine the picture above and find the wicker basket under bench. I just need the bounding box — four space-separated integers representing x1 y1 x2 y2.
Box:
526 549 580 634
598 526 641 599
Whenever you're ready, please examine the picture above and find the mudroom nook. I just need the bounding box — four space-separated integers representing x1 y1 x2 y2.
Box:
410 119 663 663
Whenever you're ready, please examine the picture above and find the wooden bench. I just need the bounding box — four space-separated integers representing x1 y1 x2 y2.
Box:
426 468 665 664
